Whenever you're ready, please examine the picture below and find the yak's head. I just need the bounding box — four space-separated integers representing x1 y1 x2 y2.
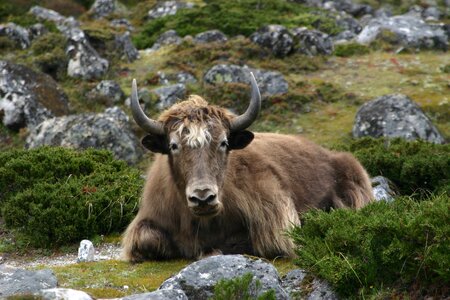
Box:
131 73 261 217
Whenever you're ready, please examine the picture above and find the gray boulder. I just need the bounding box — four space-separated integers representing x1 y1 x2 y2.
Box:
250 24 293 57
121 289 188 300
176 71 197 84
30 6 109 80
115 31 140 62
66 26 109 79
159 254 288 299
38 288 93 300
281 269 339 300
291 27 333 56
356 15 448 50
89 0 116 19
371 176 396 202
88 80 125 104
422 6 442 21
336 15 362 35
204 64 288 98
148 1 194 19
0 265 57 297
78 240 95 262
150 30 182 51
194 30 227 44
26 107 143 164
0 60 69 130
28 23 48 41
153 83 186 110
353 94 445 144
0 22 30 49
111 18 135 31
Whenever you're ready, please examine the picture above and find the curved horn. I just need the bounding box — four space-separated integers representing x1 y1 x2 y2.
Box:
130 79 165 135
229 72 261 132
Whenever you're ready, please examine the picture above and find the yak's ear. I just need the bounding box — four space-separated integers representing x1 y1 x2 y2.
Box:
228 130 254 150
142 134 169 154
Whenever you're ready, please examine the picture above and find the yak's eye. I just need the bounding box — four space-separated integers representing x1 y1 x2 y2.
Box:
219 140 228 150
169 142 179 152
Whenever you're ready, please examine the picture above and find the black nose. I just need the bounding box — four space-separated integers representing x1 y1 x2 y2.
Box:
188 189 217 205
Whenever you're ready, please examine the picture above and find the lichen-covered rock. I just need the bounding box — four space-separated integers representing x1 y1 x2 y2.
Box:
371 176 396 202
89 0 116 19
150 30 182 51
78 240 95 262
153 83 186 110
148 1 194 19
194 30 227 44
88 80 125 104
28 23 48 41
281 269 339 300
121 289 188 300
115 31 139 62
159 255 288 299
353 94 445 144
110 18 134 31
26 107 143 164
356 15 448 50
0 60 69 130
291 27 333 56
204 64 288 98
30 6 109 80
0 266 57 297
0 22 30 49
38 288 93 300
250 24 293 57
422 6 442 21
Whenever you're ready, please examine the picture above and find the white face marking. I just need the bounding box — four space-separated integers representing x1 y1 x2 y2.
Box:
176 123 212 148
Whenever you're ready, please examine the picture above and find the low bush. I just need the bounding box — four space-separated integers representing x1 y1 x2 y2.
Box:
133 0 341 49
290 194 450 298
213 273 276 300
337 138 450 196
0 147 143 248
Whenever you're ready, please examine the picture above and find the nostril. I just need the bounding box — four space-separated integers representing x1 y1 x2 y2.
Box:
189 196 200 203
205 194 216 203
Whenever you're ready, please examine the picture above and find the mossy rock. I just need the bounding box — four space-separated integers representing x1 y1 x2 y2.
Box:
30 32 68 80
0 147 143 248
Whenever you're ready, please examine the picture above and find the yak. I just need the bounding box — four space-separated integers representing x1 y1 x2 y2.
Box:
121 73 373 262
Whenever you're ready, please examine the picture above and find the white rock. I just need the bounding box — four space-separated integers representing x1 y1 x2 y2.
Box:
77 240 95 262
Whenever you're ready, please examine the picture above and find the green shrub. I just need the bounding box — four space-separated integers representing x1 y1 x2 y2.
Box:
0 147 143 248
30 32 68 79
212 273 276 300
133 0 341 49
337 138 450 196
290 194 450 298
334 43 370 57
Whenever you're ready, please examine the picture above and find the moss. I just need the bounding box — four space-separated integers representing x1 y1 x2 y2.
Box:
30 32 68 80
441 64 450 73
290 194 450 298
0 147 143 248
334 43 370 57
133 0 340 49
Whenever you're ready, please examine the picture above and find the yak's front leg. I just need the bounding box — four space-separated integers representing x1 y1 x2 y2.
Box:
121 219 178 262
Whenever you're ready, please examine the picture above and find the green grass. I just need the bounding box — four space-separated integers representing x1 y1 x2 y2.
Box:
133 0 341 49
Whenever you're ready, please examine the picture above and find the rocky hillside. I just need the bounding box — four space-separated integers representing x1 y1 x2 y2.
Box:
0 0 449 299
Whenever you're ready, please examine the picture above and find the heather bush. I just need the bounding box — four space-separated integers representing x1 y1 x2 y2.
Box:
337 138 449 196
290 194 450 298
0 147 143 248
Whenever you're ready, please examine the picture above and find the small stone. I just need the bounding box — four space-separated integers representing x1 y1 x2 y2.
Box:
78 240 95 262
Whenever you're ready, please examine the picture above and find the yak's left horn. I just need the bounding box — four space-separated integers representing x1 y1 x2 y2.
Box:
130 79 165 135
229 72 261 132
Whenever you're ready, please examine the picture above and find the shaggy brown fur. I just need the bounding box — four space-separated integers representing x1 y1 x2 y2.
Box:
121 96 373 261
